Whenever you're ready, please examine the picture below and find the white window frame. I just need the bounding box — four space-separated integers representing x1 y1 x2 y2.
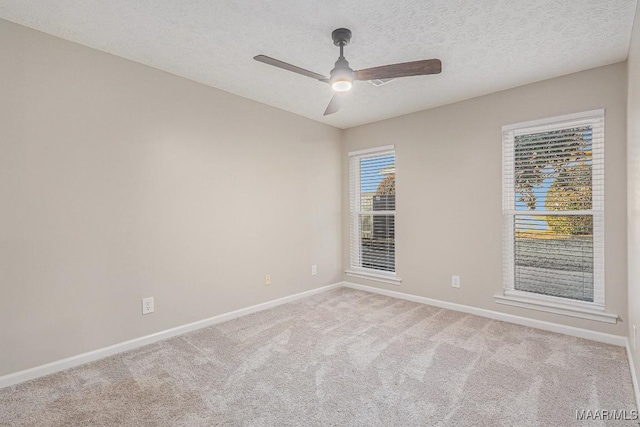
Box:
345 145 401 286
496 109 617 323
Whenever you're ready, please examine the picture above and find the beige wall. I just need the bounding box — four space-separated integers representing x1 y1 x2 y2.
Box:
628 4 640 382
342 62 628 336
0 20 342 376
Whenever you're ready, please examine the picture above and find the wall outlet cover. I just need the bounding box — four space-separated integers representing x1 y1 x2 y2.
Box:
142 297 154 315
452 275 461 289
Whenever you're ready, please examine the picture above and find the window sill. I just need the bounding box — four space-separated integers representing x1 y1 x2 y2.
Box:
345 269 402 286
494 293 618 324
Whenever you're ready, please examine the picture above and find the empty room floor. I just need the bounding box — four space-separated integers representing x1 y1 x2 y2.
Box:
0 288 636 426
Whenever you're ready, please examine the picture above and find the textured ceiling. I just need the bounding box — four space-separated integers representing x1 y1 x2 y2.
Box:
1 0 638 128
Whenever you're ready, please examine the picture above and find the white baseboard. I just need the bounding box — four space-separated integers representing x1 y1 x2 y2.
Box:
343 282 627 347
626 340 640 410
0 282 342 389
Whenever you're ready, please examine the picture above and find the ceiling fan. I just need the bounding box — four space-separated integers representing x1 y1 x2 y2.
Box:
254 28 442 116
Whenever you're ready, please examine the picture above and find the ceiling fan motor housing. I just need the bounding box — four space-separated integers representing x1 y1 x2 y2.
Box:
331 56 354 75
330 56 355 91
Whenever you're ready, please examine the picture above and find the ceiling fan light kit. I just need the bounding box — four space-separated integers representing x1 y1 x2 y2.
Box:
254 28 442 115
331 79 352 92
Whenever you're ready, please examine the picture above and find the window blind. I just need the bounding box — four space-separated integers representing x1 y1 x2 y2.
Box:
349 147 396 273
502 110 604 306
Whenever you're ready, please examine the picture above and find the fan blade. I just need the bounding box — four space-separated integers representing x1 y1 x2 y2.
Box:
324 92 347 116
254 55 327 80
356 59 441 81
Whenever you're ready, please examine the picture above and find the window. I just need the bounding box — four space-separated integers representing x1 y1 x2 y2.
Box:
499 110 612 321
347 146 399 284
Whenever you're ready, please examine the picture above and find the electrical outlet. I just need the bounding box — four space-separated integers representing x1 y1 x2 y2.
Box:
311 265 317 276
634 325 637 350
142 297 154 315
452 275 461 289
265 274 271 286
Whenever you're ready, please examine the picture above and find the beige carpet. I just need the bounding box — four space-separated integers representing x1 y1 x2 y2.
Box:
0 288 636 426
